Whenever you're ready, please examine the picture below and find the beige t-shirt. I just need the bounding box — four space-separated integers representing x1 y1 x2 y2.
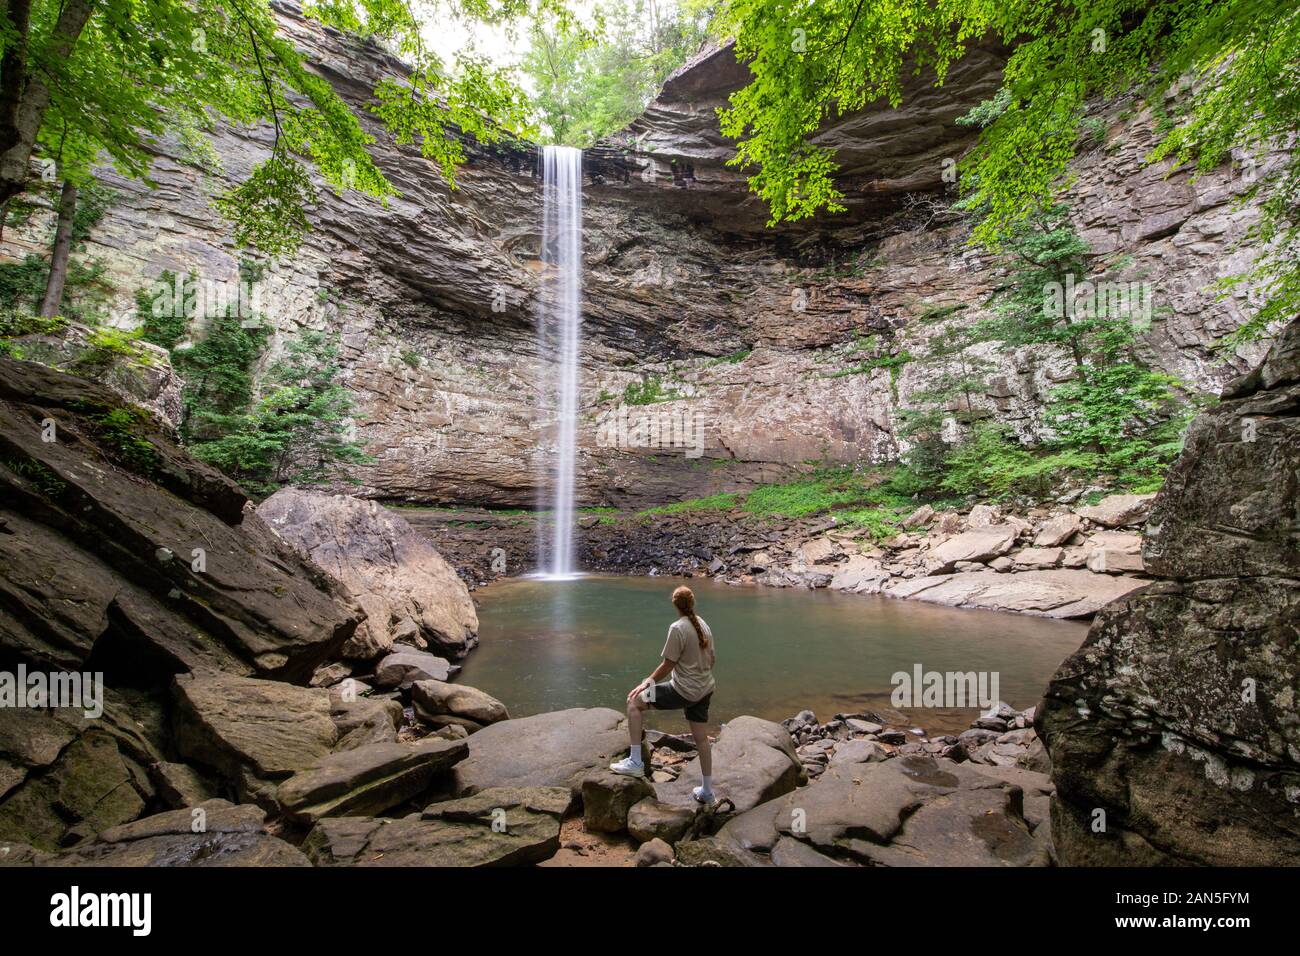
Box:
662 615 716 702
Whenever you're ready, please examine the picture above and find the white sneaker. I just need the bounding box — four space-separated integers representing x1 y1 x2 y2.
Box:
609 756 645 777
693 786 715 805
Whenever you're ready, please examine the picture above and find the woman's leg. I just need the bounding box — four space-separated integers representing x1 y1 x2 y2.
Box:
689 721 712 796
626 694 648 754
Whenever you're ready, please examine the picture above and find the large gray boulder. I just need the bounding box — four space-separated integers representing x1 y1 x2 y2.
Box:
171 671 338 802
258 489 478 661
677 755 1042 867
923 525 1018 573
582 769 655 833
302 786 571 866
1040 319 1300 866
887 568 1144 618
449 708 631 797
655 715 801 813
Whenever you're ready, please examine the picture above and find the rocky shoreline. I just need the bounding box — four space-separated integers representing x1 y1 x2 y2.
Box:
405 490 1155 621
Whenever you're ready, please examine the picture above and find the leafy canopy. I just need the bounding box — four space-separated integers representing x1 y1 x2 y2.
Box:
3 0 572 254
718 0 1298 339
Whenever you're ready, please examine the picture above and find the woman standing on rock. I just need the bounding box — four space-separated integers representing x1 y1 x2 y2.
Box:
610 585 717 804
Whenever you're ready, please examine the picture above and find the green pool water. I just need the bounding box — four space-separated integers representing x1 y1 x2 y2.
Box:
456 575 1089 735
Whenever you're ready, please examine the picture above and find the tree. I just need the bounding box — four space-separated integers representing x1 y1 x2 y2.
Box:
189 329 372 495
523 0 717 146
0 0 562 253
717 0 1298 342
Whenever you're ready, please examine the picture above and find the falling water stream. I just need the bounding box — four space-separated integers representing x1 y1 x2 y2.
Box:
537 145 583 578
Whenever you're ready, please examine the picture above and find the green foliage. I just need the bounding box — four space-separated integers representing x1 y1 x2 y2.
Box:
718 0 1296 345
0 309 68 339
892 214 1189 500
173 309 268 447
2 455 68 498
77 326 154 368
8 0 561 256
135 272 189 351
523 0 718 145
622 375 679 405
92 407 159 475
187 330 373 496
741 467 913 519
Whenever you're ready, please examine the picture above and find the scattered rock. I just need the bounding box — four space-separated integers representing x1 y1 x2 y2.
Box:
583 770 655 833
373 649 454 689
635 838 675 867
627 798 697 845
411 679 509 727
1073 493 1156 528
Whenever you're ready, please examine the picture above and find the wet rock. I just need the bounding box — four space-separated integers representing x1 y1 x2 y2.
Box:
302 786 570 866
829 739 889 766
258 489 478 661
582 770 655 833
0 358 362 682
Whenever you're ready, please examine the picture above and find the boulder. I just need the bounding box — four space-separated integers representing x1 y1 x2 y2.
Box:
1073 493 1156 528
655 716 801 813
1040 319 1300 866
171 671 338 795
901 504 934 529
449 708 631 797
582 770 655 833
29 800 310 867
635 838 675 867
828 554 890 593
275 738 469 823
627 798 697 845
829 739 889 766
1040 319 1300 868
373 649 454 689
1012 546 1062 569
798 537 840 564
0 693 165 849
1033 513 1083 547
924 525 1017 573
0 358 362 682
302 786 571 866
680 755 1042 867
1085 548 1144 574
411 679 509 726
258 489 478 661
966 504 1001 528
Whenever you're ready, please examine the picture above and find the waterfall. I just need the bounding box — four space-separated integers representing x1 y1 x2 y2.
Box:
537 145 583 578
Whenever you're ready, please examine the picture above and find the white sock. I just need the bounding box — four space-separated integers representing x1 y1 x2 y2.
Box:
700 775 713 793
627 748 643 767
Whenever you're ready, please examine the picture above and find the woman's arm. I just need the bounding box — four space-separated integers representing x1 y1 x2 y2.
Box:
627 658 676 701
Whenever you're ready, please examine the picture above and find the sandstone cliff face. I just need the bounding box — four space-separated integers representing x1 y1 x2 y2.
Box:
0 5 1278 507
1038 318 1300 865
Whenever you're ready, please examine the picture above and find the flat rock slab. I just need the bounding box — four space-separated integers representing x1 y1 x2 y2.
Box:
655 715 801 813
172 671 338 782
26 800 309 867
1074 493 1156 528
887 569 1146 618
276 738 469 823
450 708 630 797
302 786 571 866
925 525 1017 572
679 755 1041 868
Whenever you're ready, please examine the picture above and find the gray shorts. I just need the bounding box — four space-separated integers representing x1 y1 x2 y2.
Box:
640 681 712 723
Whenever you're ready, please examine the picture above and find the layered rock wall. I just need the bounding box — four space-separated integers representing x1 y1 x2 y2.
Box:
0 5 1279 508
